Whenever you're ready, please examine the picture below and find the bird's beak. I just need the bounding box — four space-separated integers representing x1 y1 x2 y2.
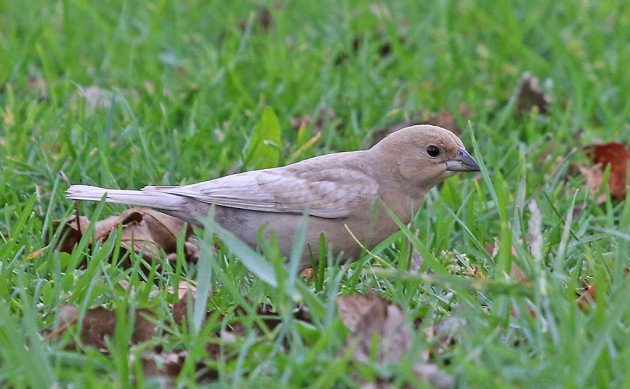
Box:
445 148 480 172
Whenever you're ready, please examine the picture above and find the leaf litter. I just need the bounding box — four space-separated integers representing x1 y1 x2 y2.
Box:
45 270 317 382
514 72 552 114
46 207 199 262
337 292 454 388
580 142 630 202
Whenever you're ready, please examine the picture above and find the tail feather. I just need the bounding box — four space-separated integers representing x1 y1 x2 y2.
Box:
66 185 184 211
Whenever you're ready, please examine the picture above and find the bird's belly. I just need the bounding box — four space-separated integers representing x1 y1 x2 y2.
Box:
211 203 413 267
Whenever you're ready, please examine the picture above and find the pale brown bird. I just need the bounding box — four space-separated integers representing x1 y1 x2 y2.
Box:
67 124 479 265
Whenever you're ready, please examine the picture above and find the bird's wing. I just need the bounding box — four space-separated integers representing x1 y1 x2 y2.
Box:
144 166 379 219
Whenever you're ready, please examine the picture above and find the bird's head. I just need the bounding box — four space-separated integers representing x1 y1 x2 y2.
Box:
371 124 480 193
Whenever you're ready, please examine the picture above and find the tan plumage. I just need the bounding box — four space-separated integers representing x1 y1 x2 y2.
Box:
67 124 479 266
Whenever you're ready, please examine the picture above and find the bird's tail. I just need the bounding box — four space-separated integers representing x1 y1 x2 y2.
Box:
66 185 184 211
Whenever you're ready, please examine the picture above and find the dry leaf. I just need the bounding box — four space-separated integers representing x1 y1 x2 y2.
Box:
515 72 552 114
52 306 155 351
49 207 199 262
347 294 455 388
49 302 224 382
576 280 596 312
51 216 91 253
172 290 198 324
118 208 192 258
338 292 413 364
582 142 630 201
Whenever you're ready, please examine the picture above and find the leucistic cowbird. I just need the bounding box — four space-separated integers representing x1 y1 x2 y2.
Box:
67 124 479 266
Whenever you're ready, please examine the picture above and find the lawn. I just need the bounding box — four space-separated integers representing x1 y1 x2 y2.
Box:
1 0 629 387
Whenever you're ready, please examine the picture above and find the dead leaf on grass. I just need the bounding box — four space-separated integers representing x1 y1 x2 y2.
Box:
340 292 454 388
515 72 552 114
49 305 155 351
172 289 200 325
576 280 596 312
48 208 199 262
337 292 413 364
581 142 630 202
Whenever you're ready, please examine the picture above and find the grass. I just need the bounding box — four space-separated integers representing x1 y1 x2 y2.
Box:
1 0 629 387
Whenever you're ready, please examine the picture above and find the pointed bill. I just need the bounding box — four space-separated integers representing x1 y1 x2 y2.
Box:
445 148 480 172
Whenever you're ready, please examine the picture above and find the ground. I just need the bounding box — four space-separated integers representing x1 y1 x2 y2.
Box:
0 0 628 387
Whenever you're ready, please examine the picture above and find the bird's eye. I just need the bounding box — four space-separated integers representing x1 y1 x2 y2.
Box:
426 145 440 157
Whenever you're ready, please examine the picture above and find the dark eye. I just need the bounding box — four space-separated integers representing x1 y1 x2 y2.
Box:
426 145 440 157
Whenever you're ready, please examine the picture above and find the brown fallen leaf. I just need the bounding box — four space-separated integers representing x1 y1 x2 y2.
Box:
49 303 221 382
49 305 155 351
337 292 413 364
581 142 630 201
172 290 199 325
515 72 552 114
50 216 91 254
342 293 454 388
576 280 596 312
118 209 193 258
49 207 199 262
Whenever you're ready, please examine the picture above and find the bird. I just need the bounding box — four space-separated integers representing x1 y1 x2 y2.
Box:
67 124 480 267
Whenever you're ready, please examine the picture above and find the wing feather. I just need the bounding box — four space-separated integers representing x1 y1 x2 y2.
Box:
143 166 378 219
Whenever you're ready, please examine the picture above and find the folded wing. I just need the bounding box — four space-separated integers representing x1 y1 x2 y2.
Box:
143 166 379 219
